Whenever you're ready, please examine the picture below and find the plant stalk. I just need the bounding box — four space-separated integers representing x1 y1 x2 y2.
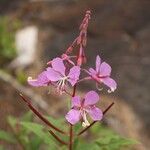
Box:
19 93 66 134
49 130 68 145
69 124 73 150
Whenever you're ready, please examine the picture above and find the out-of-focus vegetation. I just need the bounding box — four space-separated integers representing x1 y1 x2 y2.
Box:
0 16 27 84
0 16 20 65
16 70 28 85
0 112 138 150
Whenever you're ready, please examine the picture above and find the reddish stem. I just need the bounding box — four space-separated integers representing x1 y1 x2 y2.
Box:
19 93 66 135
72 84 77 97
77 102 114 136
69 124 73 150
49 130 68 145
68 84 77 150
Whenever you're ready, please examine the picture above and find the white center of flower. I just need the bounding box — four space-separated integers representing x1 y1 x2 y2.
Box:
82 110 90 127
56 76 68 93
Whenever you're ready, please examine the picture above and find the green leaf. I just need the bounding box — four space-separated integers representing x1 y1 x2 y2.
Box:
21 111 33 122
45 116 66 130
76 142 99 150
0 130 16 143
20 122 57 148
30 136 43 150
95 135 138 150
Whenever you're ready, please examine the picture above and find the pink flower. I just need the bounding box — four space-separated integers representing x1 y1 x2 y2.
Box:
28 71 51 87
65 91 103 127
46 57 80 93
88 55 117 93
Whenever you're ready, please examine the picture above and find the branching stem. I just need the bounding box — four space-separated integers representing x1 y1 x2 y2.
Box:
77 102 114 136
19 93 66 135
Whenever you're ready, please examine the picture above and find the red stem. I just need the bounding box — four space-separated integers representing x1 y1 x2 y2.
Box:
77 102 114 136
49 130 68 145
19 93 66 135
68 84 77 150
72 84 77 97
69 124 73 150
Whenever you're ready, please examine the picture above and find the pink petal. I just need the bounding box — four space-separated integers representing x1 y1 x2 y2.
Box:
65 109 81 125
72 96 81 107
51 58 66 76
88 107 103 121
101 77 117 92
28 71 49 87
68 66 80 86
89 68 97 75
100 62 111 76
96 55 101 73
84 91 100 106
46 67 62 81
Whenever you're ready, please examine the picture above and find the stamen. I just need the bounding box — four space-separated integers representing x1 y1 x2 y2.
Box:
82 111 90 127
56 76 68 94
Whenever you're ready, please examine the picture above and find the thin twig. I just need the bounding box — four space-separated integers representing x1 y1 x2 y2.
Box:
77 102 114 136
49 130 68 145
19 93 66 134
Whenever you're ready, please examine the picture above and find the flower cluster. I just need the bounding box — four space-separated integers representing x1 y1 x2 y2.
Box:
27 10 117 127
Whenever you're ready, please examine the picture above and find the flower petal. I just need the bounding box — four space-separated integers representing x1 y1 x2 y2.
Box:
65 109 81 125
46 67 62 81
72 96 81 107
51 57 66 75
96 55 101 73
89 68 97 75
88 107 103 121
28 71 49 87
100 62 111 76
84 91 100 106
101 77 117 92
68 66 80 86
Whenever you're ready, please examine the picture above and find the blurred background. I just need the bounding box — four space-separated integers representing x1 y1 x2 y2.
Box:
0 0 150 149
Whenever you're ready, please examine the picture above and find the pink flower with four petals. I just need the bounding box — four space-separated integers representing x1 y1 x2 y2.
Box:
88 55 117 93
65 91 103 127
28 58 80 94
46 58 80 93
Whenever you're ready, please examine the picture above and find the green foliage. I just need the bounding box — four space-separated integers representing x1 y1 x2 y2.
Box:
95 134 137 150
0 16 20 65
0 112 138 150
20 122 56 147
2 112 45 150
16 70 28 85
0 130 16 143
73 123 138 150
